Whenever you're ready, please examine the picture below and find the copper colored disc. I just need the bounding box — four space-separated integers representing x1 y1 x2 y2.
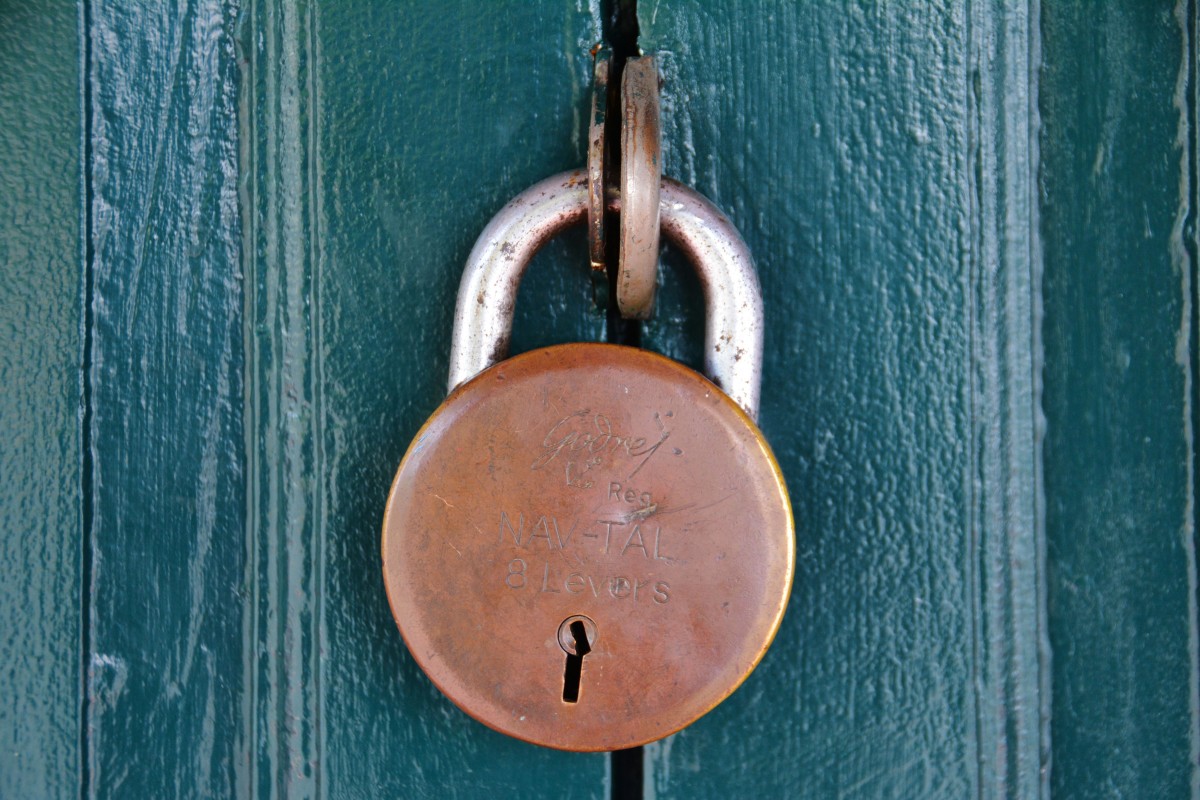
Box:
382 343 794 751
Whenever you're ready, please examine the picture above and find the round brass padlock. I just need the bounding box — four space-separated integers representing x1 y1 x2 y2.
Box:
382 171 794 751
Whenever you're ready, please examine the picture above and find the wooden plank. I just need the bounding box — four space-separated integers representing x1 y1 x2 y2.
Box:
639 2 1045 796
84 1 247 796
0 1 83 795
1040 4 1200 796
242 1 609 794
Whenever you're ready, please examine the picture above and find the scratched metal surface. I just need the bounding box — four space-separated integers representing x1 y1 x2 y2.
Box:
0 2 83 796
639 2 1046 797
1041 4 1200 797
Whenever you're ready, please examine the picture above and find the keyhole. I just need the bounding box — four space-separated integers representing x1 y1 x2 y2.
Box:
562 621 590 703
559 615 595 704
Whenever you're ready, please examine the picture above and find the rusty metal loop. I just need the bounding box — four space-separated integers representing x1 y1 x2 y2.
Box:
448 169 764 420
617 56 661 320
586 49 610 274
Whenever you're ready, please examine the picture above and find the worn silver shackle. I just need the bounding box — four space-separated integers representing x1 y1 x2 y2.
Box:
448 169 765 421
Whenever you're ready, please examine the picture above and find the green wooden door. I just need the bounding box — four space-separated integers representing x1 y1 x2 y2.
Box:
3 1 1197 797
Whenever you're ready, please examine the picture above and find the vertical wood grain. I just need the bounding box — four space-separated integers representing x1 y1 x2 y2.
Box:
242 3 323 793
4 0 1194 795
0 1 84 795
1041 3 1200 796
640 2 1046 797
85 1 247 795
243 1 610 795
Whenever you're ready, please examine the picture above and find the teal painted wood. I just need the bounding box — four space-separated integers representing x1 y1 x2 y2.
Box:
640 2 1046 797
85 1 247 796
241 1 608 795
1040 4 1200 797
4 0 1194 796
0 1 83 795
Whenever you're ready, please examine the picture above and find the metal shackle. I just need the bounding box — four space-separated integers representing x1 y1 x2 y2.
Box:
448 169 765 421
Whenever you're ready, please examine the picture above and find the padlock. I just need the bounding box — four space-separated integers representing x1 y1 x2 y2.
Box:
382 170 794 752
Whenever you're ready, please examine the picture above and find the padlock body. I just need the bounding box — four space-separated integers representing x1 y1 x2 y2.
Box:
382 343 793 751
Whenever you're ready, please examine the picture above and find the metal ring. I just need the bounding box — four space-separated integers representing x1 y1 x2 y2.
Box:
587 49 610 274
448 170 764 421
616 56 661 320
